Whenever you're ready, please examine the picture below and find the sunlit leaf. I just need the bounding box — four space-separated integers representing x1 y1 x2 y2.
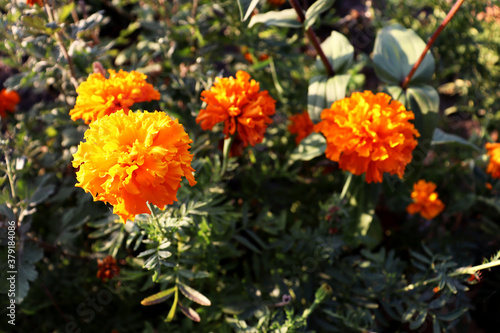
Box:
248 9 301 28
178 283 211 306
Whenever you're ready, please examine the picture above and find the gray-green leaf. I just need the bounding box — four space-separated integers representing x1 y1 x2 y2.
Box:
248 9 301 28
373 24 434 85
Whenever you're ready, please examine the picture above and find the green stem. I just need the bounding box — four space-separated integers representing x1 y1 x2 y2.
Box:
399 259 500 292
4 152 17 206
220 136 233 176
288 0 335 77
340 172 353 200
44 3 79 90
400 0 465 89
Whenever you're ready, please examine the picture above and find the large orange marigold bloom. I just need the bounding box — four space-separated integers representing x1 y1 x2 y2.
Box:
72 110 196 223
70 69 160 124
288 110 314 145
196 71 276 147
486 143 500 179
0 89 20 118
406 180 445 220
314 91 420 183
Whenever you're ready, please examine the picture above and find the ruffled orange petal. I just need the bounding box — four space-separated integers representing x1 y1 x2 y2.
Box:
73 110 196 223
314 91 420 183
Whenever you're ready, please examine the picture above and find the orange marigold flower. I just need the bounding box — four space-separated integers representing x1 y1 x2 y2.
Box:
97 256 120 282
196 70 276 147
70 69 160 124
26 0 43 6
314 91 420 183
433 286 440 293
406 180 445 220
0 89 20 118
288 110 314 145
267 0 286 6
486 143 500 179
72 110 196 223
244 52 254 64
259 54 270 61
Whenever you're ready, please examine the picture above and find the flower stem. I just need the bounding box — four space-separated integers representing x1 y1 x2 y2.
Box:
44 3 80 90
399 258 500 292
400 0 465 89
220 136 233 176
288 0 335 77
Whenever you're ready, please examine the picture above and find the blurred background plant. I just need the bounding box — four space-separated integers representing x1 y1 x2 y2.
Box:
0 0 499 332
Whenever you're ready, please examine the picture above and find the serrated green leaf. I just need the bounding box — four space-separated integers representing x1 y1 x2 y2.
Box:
141 287 176 306
178 283 211 306
317 31 354 74
373 24 434 85
248 9 301 28
17 243 43 303
304 0 335 30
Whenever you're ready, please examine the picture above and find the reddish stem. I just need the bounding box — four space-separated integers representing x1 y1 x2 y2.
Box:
288 0 335 77
400 0 465 89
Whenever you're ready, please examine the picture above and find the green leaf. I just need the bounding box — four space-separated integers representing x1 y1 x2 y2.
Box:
58 3 76 23
29 184 55 207
431 128 480 151
289 132 326 162
409 250 431 264
304 0 335 30
237 0 260 21
233 234 262 253
384 85 405 103
248 9 301 28
178 283 211 306
70 11 105 38
17 243 43 303
347 175 382 241
141 287 176 306
373 24 435 85
165 287 179 322
409 311 427 330
178 302 201 322
436 307 468 322
404 84 440 184
317 31 354 74
178 269 210 279
308 74 350 122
